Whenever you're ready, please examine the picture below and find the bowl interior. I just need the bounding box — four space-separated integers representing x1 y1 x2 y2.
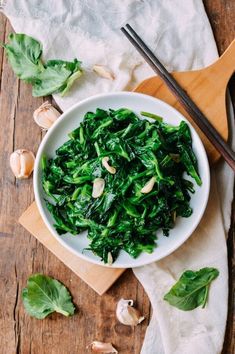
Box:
34 92 210 268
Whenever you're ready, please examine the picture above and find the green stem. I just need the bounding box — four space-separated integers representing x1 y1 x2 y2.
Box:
202 285 209 308
94 142 101 157
79 126 84 145
55 307 70 316
141 111 163 122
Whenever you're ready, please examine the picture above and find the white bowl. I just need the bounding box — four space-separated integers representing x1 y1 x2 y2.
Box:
34 92 210 268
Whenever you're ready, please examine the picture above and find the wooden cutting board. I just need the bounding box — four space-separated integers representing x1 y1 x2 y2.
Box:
19 41 233 295
19 202 125 295
135 39 235 163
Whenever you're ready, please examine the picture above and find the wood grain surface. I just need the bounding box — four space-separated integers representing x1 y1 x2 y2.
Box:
0 1 234 353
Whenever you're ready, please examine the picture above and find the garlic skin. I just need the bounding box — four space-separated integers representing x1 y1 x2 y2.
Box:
10 149 35 179
116 299 145 326
87 341 118 353
33 101 61 130
93 65 115 80
140 176 156 194
92 178 105 198
102 157 116 174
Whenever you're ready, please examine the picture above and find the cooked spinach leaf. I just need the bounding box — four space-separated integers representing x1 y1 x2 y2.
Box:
22 274 75 319
42 108 202 264
164 267 219 311
2 33 82 97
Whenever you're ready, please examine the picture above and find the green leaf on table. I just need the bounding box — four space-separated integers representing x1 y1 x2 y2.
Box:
3 33 44 82
2 33 82 97
32 59 82 97
163 267 219 311
22 274 75 319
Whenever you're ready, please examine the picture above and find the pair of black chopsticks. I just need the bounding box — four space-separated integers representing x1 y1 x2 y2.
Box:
121 24 235 171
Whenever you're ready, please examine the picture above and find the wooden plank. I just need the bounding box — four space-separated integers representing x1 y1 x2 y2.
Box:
19 202 125 295
0 18 23 354
0 13 6 79
0 14 149 354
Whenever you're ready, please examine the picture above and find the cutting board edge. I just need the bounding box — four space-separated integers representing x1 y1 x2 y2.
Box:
18 202 125 295
134 74 229 146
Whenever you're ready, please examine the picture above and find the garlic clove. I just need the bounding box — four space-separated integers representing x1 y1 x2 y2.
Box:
93 65 115 80
169 153 180 163
33 101 61 130
87 341 118 353
140 176 156 194
116 299 145 326
10 149 35 179
102 157 116 174
92 178 105 198
107 252 113 265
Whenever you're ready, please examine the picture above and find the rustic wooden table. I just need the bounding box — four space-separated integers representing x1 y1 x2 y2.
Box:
0 1 234 353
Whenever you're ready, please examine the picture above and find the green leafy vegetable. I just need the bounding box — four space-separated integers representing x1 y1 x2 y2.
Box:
141 111 163 122
164 267 219 311
42 108 202 264
22 274 75 319
3 33 44 81
2 33 82 97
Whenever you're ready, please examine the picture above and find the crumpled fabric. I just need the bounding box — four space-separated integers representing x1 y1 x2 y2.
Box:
2 1 234 353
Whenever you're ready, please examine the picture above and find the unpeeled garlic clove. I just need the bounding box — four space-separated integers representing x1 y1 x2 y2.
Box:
92 178 105 198
87 341 118 353
140 176 156 194
102 157 116 174
33 101 61 130
116 299 145 326
93 65 115 80
10 149 35 179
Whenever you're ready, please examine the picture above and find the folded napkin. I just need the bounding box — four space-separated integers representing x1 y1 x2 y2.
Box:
2 1 234 353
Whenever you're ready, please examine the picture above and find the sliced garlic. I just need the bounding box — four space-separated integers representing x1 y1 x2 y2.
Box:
93 65 115 80
102 157 116 174
33 101 61 130
172 210 176 223
92 178 105 198
140 176 156 194
87 341 118 353
169 153 180 163
107 252 113 265
116 299 145 326
10 149 35 179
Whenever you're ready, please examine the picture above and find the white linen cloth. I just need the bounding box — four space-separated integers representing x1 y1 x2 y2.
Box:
2 1 234 353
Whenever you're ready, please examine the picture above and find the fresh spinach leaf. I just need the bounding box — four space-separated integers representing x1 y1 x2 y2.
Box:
2 33 82 97
3 33 44 82
163 267 219 311
22 274 75 319
32 59 82 97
